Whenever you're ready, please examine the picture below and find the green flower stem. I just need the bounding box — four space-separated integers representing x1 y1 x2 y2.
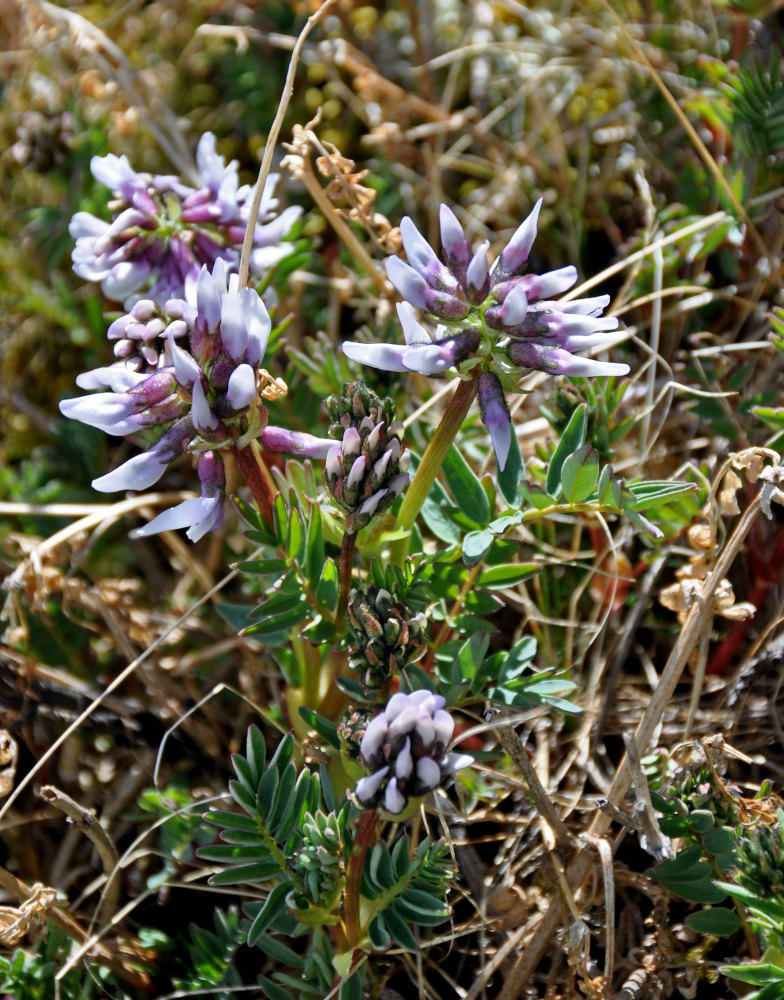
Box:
231 441 276 526
344 808 377 949
390 375 478 565
336 531 357 633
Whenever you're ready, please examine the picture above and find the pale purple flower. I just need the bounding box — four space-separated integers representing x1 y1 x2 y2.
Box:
342 303 479 376
131 451 225 542
60 262 332 541
354 690 472 815
343 200 629 468
70 132 301 307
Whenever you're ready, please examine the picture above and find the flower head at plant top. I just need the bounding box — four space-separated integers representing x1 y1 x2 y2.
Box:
70 132 301 307
342 200 629 470
354 691 472 816
59 260 333 541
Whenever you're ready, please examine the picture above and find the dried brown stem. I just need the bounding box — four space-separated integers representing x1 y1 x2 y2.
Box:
496 495 762 1000
38 785 120 924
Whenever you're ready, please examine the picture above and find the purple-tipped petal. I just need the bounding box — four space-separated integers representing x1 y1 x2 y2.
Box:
196 265 222 330
386 257 430 311
337 428 359 459
260 426 335 459
383 777 406 815
415 757 441 791
191 378 218 432
441 752 474 774
75 367 148 392
346 455 367 491
520 265 577 300
168 333 201 387
478 371 512 471
342 340 411 373
466 241 490 299
355 766 389 805
131 495 223 541
400 217 443 280
219 291 247 361
439 205 471 268
498 284 528 326
397 301 432 346
508 341 629 377
384 693 411 722
557 294 611 316
360 714 389 762
359 489 388 519
59 393 141 436
496 197 542 277
92 448 170 492
227 363 257 410
325 446 343 480
433 708 456 747
395 738 413 780
401 343 457 375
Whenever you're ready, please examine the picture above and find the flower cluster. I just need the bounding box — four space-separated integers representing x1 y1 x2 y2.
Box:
343 200 629 469
70 132 300 307
59 260 332 541
346 587 428 690
354 691 472 816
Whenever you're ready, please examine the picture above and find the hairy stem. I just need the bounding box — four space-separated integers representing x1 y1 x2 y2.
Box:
391 375 478 565
337 531 357 633
344 809 377 949
231 443 276 526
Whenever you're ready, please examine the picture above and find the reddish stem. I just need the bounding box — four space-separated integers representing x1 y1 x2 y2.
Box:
344 809 377 949
230 443 276 526
336 531 356 633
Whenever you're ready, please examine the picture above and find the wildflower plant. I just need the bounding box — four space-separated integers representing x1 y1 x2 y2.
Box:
11 6 771 999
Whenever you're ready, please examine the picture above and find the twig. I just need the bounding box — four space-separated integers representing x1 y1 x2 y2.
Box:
38 785 120 924
495 723 577 851
0 560 246 824
0 867 150 990
622 733 673 862
237 0 337 289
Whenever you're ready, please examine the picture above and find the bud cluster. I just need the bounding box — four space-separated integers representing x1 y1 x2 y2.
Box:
11 109 75 172
290 810 346 904
734 817 784 900
337 705 376 764
354 691 472 816
323 408 410 535
346 587 427 690
325 379 396 440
